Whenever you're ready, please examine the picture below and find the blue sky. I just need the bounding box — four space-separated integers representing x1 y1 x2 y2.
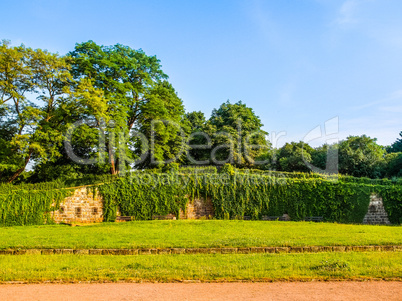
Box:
1 0 401 147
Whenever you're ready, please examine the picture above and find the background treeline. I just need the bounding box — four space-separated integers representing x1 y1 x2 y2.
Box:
1 40 401 184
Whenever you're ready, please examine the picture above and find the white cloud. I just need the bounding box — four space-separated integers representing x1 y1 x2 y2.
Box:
247 0 281 47
337 0 360 25
350 89 402 111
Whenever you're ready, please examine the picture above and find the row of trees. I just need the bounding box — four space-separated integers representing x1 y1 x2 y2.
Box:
269 134 402 178
1 40 401 183
0 40 192 183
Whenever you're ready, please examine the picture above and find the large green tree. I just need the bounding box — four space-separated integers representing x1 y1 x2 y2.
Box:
384 152 402 177
0 41 105 183
276 141 314 172
206 101 269 167
68 41 187 173
183 111 210 165
338 135 385 178
387 131 402 153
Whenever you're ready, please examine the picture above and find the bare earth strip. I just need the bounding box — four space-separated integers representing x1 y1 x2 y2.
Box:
0 282 401 301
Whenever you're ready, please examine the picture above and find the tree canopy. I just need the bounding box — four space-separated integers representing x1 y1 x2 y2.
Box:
0 40 401 182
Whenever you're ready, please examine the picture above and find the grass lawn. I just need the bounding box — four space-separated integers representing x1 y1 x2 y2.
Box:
0 252 400 282
0 220 400 249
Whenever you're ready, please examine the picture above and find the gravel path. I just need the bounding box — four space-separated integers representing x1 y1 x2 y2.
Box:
0 281 400 300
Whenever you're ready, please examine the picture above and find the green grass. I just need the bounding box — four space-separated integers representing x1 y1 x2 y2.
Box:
0 252 400 282
0 220 401 249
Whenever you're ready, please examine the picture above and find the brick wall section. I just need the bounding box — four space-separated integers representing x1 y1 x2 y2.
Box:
180 197 214 219
363 194 391 225
51 188 214 223
51 187 103 223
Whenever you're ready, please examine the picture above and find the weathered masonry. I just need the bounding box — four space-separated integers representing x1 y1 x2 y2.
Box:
363 194 391 225
51 187 103 224
51 188 214 223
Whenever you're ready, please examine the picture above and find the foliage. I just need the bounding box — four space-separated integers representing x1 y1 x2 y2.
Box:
69 41 188 173
338 135 386 178
134 81 189 169
276 141 314 172
178 166 218 174
184 111 210 165
162 162 180 173
98 173 189 222
1 220 401 249
387 131 402 153
219 163 235 175
0 41 106 183
375 184 402 224
0 184 72 226
187 174 372 223
1 252 401 283
1 167 400 226
94 170 392 223
206 101 270 167
383 152 402 178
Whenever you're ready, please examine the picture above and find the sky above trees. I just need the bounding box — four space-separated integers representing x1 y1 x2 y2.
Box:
1 0 401 147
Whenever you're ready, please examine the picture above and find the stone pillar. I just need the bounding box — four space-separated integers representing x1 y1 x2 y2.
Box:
363 193 391 225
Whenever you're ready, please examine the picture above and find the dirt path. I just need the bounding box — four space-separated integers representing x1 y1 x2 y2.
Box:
0 282 400 301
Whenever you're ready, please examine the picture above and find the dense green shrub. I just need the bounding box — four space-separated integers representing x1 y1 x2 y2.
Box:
0 168 400 226
0 188 72 226
186 174 372 223
374 184 402 224
98 173 189 221
95 172 379 223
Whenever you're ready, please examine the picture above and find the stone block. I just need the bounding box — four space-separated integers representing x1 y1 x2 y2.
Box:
381 245 395 251
275 247 289 253
139 249 151 255
0 249 14 255
73 249 89 255
26 249 42 255
237 248 251 254
171 248 186 254
14 249 27 255
221 248 237 254
332 246 346 252
41 249 54 255
89 249 102 255
321 246 333 252
289 247 304 253
207 248 222 254
250 247 265 253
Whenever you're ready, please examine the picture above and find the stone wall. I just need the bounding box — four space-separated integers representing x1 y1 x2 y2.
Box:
51 187 103 224
363 194 391 225
52 188 214 223
51 188 390 225
180 197 214 219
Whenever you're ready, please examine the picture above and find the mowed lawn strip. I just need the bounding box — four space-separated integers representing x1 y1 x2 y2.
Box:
0 221 401 250
0 252 400 282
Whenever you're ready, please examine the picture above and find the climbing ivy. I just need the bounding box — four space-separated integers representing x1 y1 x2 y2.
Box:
0 188 72 226
374 184 402 224
0 168 400 226
98 173 190 221
96 171 381 223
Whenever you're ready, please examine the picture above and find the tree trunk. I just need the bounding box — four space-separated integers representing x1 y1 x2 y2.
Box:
7 151 32 183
